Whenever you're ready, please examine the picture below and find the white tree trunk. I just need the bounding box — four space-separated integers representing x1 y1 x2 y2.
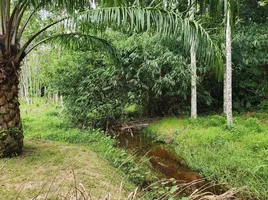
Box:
191 45 197 119
54 92 59 105
189 0 197 119
225 9 233 126
60 95 64 108
48 92 52 101
223 66 227 114
163 0 167 9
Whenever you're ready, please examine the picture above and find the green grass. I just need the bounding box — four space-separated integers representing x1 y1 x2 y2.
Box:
21 104 118 158
0 139 130 199
20 101 156 184
4 98 266 199
6 99 162 198
144 114 268 199
125 104 143 118
0 99 144 199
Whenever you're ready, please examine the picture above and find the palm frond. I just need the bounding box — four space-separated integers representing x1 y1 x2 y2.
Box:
196 0 239 24
25 33 118 61
15 0 91 12
73 7 223 76
14 3 223 76
15 0 136 13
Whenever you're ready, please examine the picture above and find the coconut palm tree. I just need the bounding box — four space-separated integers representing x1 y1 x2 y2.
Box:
0 0 222 157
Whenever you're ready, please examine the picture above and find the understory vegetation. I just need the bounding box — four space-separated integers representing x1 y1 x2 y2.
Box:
32 23 268 130
144 113 268 199
17 100 215 199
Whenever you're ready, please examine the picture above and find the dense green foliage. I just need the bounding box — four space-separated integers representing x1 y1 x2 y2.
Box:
191 22 268 112
144 114 268 199
232 24 268 110
240 0 268 23
43 32 193 127
40 21 268 127
44 51 126 128
20 0 268 126
113 32 191 116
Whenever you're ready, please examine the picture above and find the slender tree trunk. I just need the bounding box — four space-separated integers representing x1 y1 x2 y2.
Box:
54 91 59 105
225 9 232 126
60 95 64 108
0 53 23 157
163 0 167 9
223 68 227 114
189 0 197 119
191 45 197 119
20 62 30 104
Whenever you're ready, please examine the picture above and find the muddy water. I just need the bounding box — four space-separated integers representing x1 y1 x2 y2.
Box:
115 131 223 195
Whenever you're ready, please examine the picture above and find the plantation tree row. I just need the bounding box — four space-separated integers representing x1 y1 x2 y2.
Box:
19 47 62 105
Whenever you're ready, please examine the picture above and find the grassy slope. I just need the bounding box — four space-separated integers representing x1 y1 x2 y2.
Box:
0 140 128 199
144 113 268 199
0 101 135 199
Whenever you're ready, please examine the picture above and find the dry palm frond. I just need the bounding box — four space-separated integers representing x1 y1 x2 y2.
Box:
189 187 245 200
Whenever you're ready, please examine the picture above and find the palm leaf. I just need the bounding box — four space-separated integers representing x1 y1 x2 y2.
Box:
15 0 91 12
196 0 240 24
73 7 223 76
25 33 118 61
14 2 223 76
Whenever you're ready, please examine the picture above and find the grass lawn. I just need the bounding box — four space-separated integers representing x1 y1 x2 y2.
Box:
0 139 129 199
0 100 135 199
144 113 268 199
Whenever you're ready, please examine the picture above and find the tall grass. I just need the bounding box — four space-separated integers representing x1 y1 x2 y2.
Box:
144 114 268 199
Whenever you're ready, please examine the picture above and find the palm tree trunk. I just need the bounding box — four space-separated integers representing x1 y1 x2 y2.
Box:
189 0 197 119
0 54 23 157
225 9 232 126
191 45 197 119
223 68 227 114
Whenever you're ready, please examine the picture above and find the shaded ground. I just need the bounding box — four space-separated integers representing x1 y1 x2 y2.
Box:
0 139 129 199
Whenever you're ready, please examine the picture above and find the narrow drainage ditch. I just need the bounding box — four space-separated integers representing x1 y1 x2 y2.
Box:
114 129 226 197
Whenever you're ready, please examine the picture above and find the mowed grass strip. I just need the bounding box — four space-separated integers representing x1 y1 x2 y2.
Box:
0 139 128 199
0 100 134 199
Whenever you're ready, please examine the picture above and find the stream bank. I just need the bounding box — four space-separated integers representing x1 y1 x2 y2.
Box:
142 115 268 199
112 128 227 198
